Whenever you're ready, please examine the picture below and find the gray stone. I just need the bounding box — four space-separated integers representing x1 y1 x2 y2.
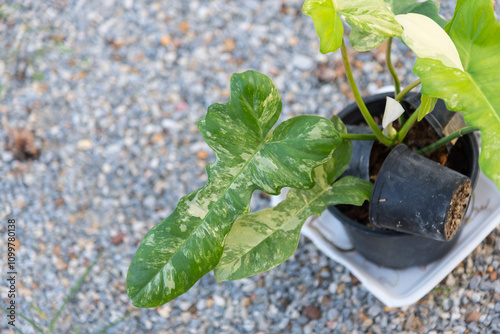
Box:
470 276 481 289
293 54 314 71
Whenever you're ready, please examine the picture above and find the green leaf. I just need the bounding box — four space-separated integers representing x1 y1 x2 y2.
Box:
417 95 438 121
303 0 344 54
214 171 372 281
403 0 447 28
349 0 446 52
303 0 402 53
336 0 402 37
348 25 387 52
127 71 341 307
214 119 372 281
413 0 500 190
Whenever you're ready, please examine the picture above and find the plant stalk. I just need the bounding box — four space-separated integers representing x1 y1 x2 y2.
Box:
386 38 401 95
416 127 479 155
340 40 393 147
340 133 378 141
397 106 420 143
395 78 421 102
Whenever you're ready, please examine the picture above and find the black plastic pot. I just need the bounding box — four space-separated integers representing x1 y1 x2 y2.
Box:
370 144 472 242
342 125 375 181
329 92 479 268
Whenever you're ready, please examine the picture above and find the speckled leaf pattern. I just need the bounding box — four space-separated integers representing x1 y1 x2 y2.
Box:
303 0 401 54
127 71 341 307
413 0 500 190
349 0 446 52
336 0 402 37
214 173 372 281
348 22 388 53
214 117 373 281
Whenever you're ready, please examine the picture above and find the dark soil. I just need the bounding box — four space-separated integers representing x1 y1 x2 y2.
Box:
444 180 472 241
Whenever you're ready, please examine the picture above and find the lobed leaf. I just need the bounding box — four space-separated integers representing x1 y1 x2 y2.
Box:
413 0 500 190
127 71 341 307
214 118 372 281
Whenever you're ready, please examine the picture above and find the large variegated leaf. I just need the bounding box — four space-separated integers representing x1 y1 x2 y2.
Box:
412 0 500 190
214 116 373 281
127 71 340 307
302 0 402 54
349 0 446 52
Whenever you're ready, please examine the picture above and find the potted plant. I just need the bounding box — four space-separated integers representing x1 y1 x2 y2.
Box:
127 0 500 308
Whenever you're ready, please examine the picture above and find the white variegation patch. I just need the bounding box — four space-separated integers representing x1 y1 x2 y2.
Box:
382 97 405 128
396 13 464 71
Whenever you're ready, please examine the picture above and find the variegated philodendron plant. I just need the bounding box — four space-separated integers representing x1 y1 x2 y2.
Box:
128 0 500 307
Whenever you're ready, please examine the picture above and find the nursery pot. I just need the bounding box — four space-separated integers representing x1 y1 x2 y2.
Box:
369 144 472 242
329 92 479 268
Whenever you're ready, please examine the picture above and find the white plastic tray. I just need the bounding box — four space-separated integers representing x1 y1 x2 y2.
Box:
272 171 500 307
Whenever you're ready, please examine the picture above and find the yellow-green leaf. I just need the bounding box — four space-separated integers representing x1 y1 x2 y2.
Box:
303 0 344 54
417 95 438 121
413 0 500 190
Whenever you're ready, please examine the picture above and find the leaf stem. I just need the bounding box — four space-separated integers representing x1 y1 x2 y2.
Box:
395 78 421 102
340 40 393 147
416 126 479 155
340 133 377 141
386 38 401 95
397 106 420 143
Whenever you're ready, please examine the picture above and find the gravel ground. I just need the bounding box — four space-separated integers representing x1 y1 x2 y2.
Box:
1 0 500 333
